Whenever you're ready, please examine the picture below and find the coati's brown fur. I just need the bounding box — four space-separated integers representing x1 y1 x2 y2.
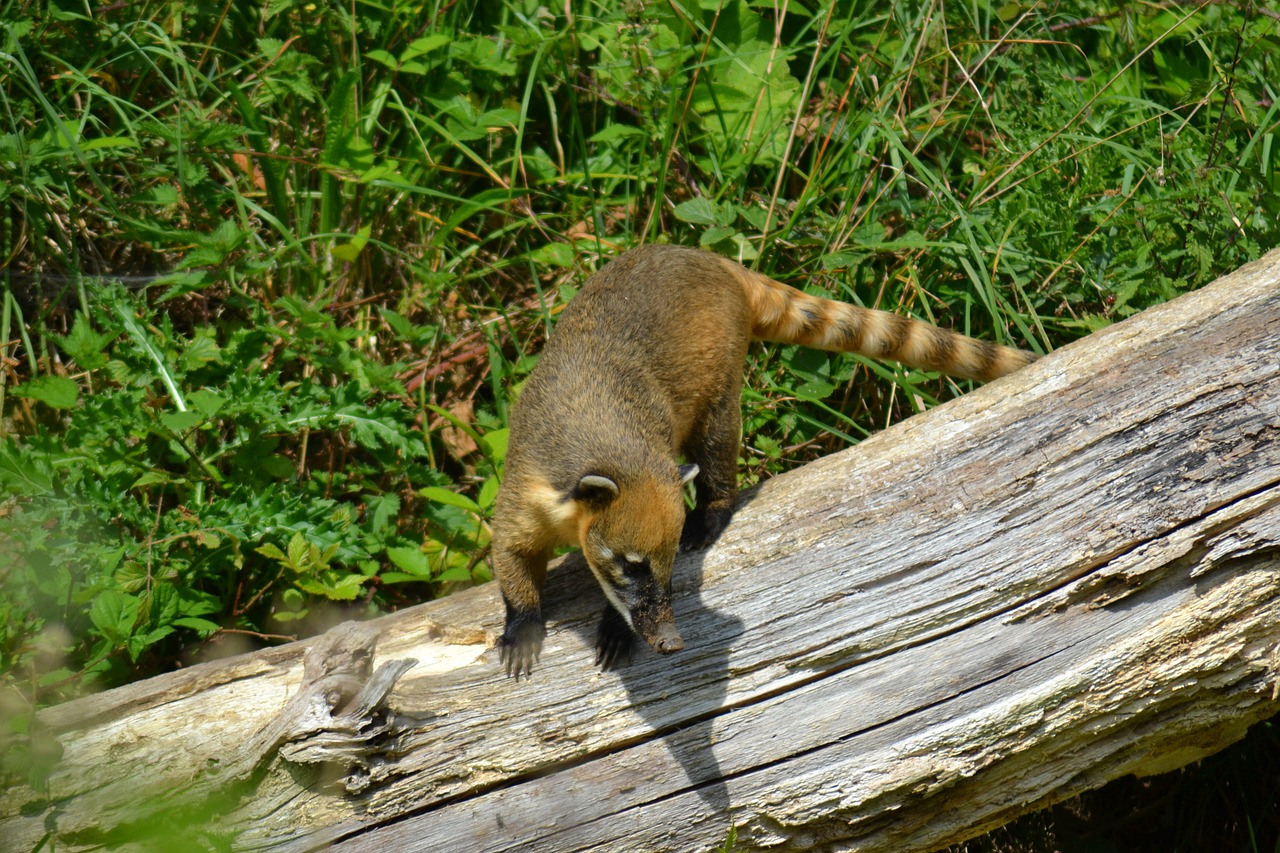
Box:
493 244 1036 677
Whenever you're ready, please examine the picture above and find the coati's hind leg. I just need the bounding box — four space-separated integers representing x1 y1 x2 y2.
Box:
594 605 634 670
494 545 549 679
680 386 743 551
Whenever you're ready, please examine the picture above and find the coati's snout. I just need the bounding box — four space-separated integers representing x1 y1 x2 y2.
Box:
625 576 683 654
644 620 684 654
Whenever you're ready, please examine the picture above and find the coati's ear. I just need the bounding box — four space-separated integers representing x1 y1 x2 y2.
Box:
677 464 699 485
574 474 620 505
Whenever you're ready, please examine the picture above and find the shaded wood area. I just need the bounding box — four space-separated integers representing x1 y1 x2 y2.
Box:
4 251 1280 853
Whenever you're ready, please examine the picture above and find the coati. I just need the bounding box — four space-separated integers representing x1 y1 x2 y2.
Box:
493 244 1036 677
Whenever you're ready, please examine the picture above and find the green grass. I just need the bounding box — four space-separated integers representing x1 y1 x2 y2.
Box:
1 0 1278 845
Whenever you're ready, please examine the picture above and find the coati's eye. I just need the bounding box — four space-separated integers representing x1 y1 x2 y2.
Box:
619 554 650 579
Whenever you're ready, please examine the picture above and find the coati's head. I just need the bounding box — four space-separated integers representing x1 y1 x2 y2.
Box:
573 463 699 654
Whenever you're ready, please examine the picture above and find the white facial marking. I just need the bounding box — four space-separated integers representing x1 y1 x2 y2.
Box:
587 563 634 627
585 534 633 625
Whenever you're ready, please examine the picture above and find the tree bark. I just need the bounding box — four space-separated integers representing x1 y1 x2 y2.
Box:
3 250 1279 853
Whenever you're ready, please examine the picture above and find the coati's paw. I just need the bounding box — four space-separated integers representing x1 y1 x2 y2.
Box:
499 615 545 679
680 506 734 551
594 606 635 671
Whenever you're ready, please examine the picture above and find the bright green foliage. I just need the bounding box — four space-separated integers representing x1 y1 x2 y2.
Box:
0 288 492 701
1 0 1277 717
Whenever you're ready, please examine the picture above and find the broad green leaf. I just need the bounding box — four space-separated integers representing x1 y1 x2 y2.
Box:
452 36 517 76
699 225 737 247
59 316 114 370
331 225 372 262
155 270 217 303
160 410 203 433
177 588 221 617
366 493 402 536
12 376 78 409
380 308 414 339
403 34 450 59
297 573 365 601
437 566 473 583
794 380 838 401
419 486 482 514
0 438 53 492
256 542 287 562
530 242 575 268
728 234 759 261
478 476 500 510
365 49 398 69
173 617 221 635
387 546 431 576
90 590 140 643
673 198 721 226
479 428 508 465
79 136 138 151
380 572 432 585
287 531 308 568
589 124 645 143
131 471 175 488
188 388 226 417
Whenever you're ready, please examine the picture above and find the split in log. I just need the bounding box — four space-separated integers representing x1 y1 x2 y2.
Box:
2 250 1279 853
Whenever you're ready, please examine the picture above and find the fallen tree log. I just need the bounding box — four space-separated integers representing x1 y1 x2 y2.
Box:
3 250 1279 853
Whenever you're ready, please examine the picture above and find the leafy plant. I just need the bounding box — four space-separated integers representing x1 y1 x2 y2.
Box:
0 288 479 700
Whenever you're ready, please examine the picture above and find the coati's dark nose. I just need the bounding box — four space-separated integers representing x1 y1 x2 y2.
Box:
650 622 684 653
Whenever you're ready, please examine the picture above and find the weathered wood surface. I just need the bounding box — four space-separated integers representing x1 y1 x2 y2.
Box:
4 250 1280 853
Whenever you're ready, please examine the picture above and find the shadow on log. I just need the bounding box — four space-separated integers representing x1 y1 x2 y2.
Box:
3 251 1280 853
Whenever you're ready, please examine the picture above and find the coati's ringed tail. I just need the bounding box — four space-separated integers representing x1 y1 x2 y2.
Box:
738 266 1033 381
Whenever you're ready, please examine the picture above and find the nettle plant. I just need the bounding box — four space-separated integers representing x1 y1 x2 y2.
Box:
0 290 497 701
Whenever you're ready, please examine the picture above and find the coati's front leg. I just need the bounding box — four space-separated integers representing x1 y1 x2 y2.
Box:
681 388 743 550
594 605 634 670
493 543 549 678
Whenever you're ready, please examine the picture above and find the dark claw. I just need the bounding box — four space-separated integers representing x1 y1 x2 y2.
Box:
594 606 635 671
499 616 545 679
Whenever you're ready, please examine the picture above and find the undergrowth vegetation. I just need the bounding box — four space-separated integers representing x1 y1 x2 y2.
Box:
0 0 1276 732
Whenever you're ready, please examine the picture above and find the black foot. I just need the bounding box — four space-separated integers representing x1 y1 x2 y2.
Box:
595 606 635 671
499 612 545 679
680 505 735 551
